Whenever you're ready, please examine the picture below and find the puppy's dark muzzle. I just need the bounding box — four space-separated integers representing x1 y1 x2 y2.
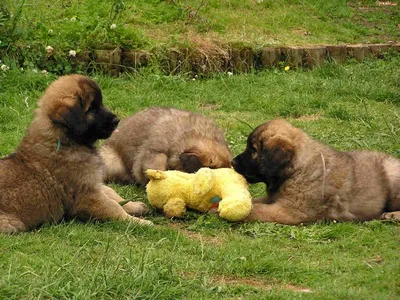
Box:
232 153 263 183
231 155 243 173
102 109 119 129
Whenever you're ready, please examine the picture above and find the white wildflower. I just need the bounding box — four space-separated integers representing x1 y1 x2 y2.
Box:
227 71 233 76
41 70 48 75
69 50 77 57
110 23 117 30
1 64 9 71
45 46 54 54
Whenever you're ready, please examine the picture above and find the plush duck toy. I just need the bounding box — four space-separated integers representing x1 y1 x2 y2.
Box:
145 168 252 221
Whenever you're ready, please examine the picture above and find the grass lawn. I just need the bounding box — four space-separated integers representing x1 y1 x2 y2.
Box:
1 56 400 298
2 0 400 50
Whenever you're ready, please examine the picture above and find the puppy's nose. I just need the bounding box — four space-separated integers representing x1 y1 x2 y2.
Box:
112 117 120 127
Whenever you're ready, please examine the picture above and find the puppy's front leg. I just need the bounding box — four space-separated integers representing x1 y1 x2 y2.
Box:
245 202 310 225
101 185 149 216
72 188 152 226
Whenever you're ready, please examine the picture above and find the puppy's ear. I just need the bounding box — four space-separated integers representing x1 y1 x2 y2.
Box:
77 77 102 108
51 104 87 136
259 134 295 177
179 147 204 173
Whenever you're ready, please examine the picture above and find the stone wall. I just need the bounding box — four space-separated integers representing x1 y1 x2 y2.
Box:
89 43 400 75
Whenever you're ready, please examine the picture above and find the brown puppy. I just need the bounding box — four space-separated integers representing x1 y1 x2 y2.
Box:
232 119 400 225
100 107 232 186
0 75 151 234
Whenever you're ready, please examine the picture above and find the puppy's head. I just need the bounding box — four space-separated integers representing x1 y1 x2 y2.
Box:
232 120 298 190
179 140 233 173
39 75 119 146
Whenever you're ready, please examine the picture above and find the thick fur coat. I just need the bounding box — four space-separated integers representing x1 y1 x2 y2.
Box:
101 107 232 186
233 119 400 224
0 75 151 233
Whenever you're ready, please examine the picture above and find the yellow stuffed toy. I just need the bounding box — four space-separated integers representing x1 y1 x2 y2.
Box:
145 168 252 221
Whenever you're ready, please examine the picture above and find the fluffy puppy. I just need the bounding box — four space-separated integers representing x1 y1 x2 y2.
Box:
0 75 151 234
233 119 400 225
100 107 232 186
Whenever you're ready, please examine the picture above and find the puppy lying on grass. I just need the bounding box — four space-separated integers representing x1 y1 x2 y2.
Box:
233 119 400 225
0 75 152 234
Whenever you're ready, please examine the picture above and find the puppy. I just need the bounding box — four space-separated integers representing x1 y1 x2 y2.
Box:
233 119 400 225
100 107 232 186
0 75 151 234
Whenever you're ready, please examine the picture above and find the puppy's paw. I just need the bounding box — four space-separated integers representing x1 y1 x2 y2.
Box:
122 201 149 216
381 211 400 222
0 214 27 234
130 216 153 226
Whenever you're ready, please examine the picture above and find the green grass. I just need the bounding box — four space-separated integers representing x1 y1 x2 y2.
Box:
1 0 399 74
2 0 399 49
1 56 400 298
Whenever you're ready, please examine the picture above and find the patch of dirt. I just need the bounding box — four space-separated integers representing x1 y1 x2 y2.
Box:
187 34 231 73
377 1 398 6
180 272 312 293
189 34 226 53
210 275 312 293
169 222 226 246
357 6 379 12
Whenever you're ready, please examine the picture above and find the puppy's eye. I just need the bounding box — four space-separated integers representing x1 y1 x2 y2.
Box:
249 146 258 159
86 108 96 115
86 103 98 114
